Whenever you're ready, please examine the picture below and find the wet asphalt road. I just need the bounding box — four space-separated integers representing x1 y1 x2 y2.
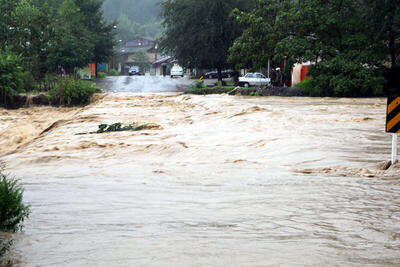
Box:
96 74 194 93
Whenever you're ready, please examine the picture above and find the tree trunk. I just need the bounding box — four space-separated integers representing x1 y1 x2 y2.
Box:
95 62 98 78
217 67 223 86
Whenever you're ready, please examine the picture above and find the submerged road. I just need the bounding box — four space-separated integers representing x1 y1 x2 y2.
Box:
95 74 193 93
1 76 400 266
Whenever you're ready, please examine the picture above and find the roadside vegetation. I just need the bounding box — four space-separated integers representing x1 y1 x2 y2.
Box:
0 165 30 266
49 79 101 106
0 0 115 108
161 0 399 97
187 81 262 96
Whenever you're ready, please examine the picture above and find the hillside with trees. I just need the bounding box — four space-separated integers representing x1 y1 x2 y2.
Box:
102 0 163 42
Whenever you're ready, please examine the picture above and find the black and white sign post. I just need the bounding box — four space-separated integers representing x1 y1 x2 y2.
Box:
386 97 400 165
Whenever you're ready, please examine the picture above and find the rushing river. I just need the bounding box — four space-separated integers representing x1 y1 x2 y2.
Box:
1 77 400 266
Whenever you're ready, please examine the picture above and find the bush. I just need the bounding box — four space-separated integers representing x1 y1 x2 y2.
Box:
0 166 30 266
305 54 386 97
49 78 101 106
96 72 107 79
108 69 120 76
39 73 61 92
21 71 37 92
249 91 260 96
0 167 30 232
0 48 23 107
186 85 235 95
191 80 205 90
296 78 315 96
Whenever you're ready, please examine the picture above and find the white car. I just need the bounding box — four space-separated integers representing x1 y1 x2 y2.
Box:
170 65 184 78
239 73 270 87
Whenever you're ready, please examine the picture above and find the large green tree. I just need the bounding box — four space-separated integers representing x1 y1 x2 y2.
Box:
231 0 399 96
229 0 283 71
46 0 94 74
0 0 19 49
160 0 251 82
76 0 116 77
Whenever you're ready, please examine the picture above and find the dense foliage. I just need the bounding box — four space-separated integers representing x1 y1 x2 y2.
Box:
0 168 30 232
160 0 252 82
0 0 116 82
229 0 399 96
0 166 30 266
0 48 23 107
49 79 101 106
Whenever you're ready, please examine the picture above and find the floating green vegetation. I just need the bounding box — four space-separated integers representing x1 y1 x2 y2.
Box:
76 122 163 135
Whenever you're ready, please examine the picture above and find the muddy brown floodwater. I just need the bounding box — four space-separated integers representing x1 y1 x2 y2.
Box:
1 93 400 266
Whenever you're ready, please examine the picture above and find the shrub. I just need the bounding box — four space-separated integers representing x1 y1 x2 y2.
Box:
0 48 23 107
0 167 30 232
49 78 101 106
191 80 205 90
39 73 61 92
0 166 30 266
186 85 235 95
249 91 260 96
21 71 37 92
96 72 107 79
108 69 120 76
296 78 316 96
305 54 386 97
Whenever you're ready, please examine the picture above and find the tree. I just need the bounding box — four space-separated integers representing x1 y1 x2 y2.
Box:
0 48 23 107
75 0 116 77
133 49 151 71
160 0 251 82
273 0 389 96
0 0 19 50
231 0 397 96
13 1 54 80
229 0 283 71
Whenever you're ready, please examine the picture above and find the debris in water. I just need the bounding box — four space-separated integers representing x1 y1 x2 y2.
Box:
76 122 163 135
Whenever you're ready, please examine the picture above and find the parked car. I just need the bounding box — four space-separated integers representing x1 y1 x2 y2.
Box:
171 64 184 78
204 69 239 79
129 66 144 76
223 69 239 78
238 73 271 87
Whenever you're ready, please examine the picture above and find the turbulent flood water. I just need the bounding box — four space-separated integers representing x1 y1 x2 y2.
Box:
1 85 400 265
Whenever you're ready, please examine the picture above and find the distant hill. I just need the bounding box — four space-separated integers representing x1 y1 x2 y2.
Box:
102 0 163 40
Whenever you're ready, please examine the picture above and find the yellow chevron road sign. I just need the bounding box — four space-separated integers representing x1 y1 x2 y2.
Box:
386 96 400 133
